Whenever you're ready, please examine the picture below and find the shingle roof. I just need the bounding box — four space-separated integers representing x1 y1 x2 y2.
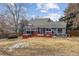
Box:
29 18 67 28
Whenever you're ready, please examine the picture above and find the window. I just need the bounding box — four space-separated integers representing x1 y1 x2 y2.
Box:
46 28 51 31
52 28 56 31
58 28 62 33
27 31 31 34
37 28 40 33
26 31 33 34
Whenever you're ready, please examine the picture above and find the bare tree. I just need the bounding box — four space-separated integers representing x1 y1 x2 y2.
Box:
3 3 27 34
0 14 10 38
0 15 6 33
19 18 28 35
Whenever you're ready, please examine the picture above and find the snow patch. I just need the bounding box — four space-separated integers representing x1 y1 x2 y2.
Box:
8 42 30 52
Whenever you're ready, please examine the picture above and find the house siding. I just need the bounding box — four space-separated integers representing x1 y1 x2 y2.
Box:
23 18 67 36
56 28 66 36
24 27 66 36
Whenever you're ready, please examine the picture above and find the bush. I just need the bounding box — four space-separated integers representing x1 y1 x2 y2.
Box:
7 34 18 39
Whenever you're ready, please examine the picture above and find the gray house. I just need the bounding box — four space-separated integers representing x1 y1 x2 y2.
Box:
24 18 67 36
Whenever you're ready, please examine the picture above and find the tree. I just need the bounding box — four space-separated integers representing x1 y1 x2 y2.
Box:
64 8 70 15
0 14 6 33
19 19 28 35
2 3 27 34
0 14 9 38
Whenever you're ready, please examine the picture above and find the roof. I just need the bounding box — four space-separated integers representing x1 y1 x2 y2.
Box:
29 18 67 28
31 18 51 22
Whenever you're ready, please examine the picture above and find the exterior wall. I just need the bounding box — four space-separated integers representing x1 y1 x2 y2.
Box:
56 28 66 36
24 25 66 36
51 28 57 35
51 28 66 36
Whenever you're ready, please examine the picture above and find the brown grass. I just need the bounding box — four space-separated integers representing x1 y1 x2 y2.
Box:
0 37 79 56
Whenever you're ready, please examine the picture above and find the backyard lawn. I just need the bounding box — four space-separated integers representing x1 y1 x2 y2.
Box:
0 37 79 56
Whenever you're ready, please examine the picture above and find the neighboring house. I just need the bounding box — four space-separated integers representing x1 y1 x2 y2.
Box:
23 18 67 36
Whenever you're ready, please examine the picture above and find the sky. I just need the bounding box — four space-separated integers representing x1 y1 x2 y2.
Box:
24 3 68 21
0 3 68 21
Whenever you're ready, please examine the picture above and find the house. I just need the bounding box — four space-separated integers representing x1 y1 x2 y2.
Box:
23 18 67 37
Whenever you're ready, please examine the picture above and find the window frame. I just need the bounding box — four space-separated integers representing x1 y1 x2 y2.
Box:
58 28 62 33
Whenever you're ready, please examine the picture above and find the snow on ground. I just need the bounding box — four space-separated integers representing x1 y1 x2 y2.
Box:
8 42 30 52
